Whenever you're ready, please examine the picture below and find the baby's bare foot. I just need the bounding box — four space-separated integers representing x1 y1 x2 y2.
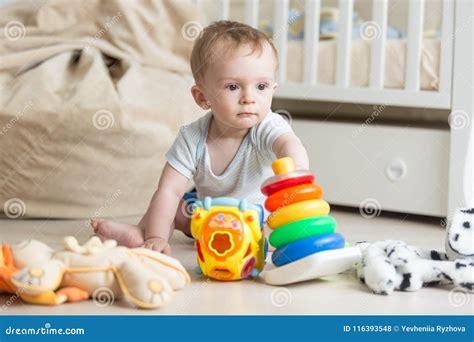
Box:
91 218 144 248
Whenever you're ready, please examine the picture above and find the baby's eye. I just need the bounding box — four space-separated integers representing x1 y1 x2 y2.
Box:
257 83 269 91
226 84 239 91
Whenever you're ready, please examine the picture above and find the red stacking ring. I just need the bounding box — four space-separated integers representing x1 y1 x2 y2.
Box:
261 174 314 196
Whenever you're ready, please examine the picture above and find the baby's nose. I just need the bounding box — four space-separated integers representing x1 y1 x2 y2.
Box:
239 89 256 104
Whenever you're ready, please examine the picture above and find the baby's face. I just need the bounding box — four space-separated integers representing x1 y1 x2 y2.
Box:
202 42 277 130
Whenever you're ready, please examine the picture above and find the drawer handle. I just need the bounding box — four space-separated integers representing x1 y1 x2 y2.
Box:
386 158 408 182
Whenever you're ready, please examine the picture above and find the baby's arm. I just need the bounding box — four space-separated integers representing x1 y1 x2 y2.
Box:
140 162 189 253
272 132 309 170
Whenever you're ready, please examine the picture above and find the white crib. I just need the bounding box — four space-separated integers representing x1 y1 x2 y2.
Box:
198 0 473 218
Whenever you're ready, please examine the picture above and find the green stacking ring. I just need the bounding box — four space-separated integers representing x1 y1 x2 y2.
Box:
269 216 336 248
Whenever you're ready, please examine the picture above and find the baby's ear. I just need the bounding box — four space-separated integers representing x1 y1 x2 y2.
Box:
191 85 209 109
273 83 278 91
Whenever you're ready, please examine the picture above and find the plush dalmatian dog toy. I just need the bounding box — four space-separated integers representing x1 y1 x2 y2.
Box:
356 208 474 295
445 208 474 260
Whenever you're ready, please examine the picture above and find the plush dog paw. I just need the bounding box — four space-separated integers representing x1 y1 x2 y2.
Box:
357 241 402 295
116 257 174 309
132 248 190 290
11 259 65 295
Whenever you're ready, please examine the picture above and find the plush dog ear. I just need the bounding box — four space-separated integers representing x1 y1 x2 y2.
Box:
11 240 54 268
445 208 474 260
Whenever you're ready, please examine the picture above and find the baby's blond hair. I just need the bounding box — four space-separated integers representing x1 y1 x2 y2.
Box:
190 20 278 84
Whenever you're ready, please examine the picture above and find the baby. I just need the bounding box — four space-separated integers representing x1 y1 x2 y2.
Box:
91 20 309 254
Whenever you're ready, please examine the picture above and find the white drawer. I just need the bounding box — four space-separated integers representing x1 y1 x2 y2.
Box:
292 119 449 217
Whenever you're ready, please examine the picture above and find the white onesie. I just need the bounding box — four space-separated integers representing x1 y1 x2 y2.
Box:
165 111 293 208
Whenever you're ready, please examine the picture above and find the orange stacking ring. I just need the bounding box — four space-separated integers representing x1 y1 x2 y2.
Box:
264 183 323 212
267 199 330 229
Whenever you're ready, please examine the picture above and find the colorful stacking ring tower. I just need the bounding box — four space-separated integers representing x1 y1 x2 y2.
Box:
261 157 346 267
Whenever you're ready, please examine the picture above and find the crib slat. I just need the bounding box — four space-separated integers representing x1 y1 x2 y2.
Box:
304 0 321 85
369 0 388 89
245 0 259 28
439 0 454 96
336 0 353 88
405 0 424 91
219 0 230 20
274 0 289 82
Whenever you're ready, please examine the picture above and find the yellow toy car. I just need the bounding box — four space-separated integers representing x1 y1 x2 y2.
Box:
191 197 267 281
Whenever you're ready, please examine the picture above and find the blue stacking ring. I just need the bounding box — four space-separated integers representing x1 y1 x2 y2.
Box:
272 233 345 267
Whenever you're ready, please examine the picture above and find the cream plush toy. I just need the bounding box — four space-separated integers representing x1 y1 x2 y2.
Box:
0 236 190 309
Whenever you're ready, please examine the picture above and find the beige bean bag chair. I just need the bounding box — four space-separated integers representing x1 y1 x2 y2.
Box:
0 0 207 218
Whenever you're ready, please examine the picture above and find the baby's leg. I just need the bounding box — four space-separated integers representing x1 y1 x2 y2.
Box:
92 197 155 247
173 198 192 237
92 198 192 247
139 198 192 238
91 219 144 248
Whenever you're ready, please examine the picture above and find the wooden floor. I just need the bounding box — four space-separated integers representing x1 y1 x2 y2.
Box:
0 208 472 315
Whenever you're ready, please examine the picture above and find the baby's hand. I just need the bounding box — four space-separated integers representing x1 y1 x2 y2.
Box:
141 237 171 255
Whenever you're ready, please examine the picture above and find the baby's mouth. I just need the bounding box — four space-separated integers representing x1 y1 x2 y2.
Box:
237 112 256 116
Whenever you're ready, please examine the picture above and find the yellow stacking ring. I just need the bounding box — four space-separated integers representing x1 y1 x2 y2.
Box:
267 199 330 229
